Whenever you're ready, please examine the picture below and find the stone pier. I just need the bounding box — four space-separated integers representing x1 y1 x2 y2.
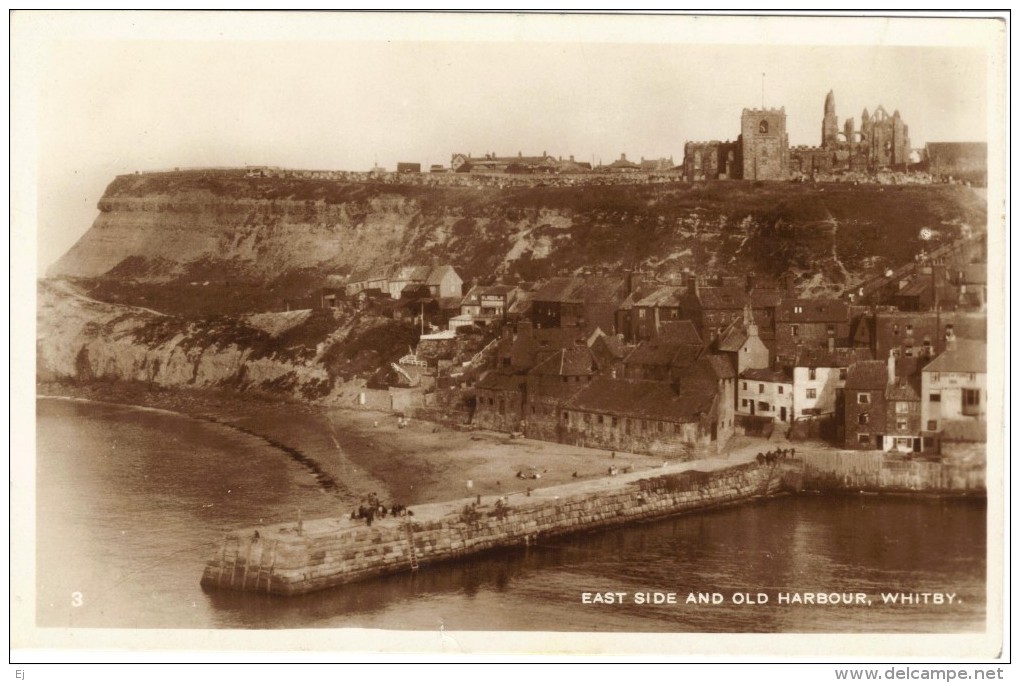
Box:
201 459 790 596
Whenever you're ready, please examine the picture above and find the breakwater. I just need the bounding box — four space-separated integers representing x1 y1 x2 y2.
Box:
200 450 985 596
200 459 791 596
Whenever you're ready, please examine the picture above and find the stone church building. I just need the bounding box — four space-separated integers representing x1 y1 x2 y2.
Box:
683 90 911 181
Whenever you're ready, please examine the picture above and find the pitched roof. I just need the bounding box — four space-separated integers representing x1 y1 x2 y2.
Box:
695 285 747 310
795 346 874 368
633 285 685 308
702 355 736 380
717 325 748 352
530 346 595 376
592 333 628 360
923 341 986 374
740 367 793 383
844 361 889 390
532 276 626 304
564 377 715 423
426 265 460 286
507 292 532 315
657 320 702 345
625 338 700 368
885 378 921 401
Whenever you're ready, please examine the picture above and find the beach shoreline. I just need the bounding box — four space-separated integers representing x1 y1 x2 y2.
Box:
35 381 702 507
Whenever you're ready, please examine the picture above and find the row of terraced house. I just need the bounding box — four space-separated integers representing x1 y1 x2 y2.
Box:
470 247 987 458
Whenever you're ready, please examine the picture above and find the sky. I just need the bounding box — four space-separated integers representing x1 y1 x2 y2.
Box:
12 12 1004 272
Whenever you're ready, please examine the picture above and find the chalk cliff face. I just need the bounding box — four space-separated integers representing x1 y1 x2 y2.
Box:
48 170 987 299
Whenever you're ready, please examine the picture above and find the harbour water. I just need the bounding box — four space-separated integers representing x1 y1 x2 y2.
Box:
35 398 987 632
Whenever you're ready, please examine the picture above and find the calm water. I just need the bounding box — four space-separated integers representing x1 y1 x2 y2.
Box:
36 398 987 632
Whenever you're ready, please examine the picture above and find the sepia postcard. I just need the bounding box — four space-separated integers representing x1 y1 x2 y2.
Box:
10 10 1008 668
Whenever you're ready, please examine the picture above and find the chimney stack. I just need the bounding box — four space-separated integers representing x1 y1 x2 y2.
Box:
887 350 896 385
944 326 957 351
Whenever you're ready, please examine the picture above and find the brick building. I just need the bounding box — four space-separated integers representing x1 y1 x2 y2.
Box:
774 298 851 365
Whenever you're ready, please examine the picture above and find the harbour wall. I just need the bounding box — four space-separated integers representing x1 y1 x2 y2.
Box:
200 453 984 596
795 450 986 494
201 460 789 596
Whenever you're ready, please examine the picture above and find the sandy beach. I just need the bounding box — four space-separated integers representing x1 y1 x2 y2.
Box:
36 382 773 510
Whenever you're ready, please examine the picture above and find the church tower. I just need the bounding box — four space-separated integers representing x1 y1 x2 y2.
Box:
740 107 789 180
822 90 839 148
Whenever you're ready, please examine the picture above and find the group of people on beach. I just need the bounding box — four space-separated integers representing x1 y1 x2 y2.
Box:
756 448 795 465
349 492 413 526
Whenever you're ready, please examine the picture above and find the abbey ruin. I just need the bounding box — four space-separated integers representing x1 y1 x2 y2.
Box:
683 90 912 181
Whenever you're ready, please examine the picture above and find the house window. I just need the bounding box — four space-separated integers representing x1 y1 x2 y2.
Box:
562 411 569 422
530 406 536 415
927 420 938 431
759 384 765 394
778 386 784 395
896 402 909 414
968 373 977 382
806 389 817 399
906 324 913 334
809 368 816 380
741 399 749 407
893 324 899 336
905 345 914 357
793 305 803 314
742 382 748 390
792 325 799 337
896 419 907 430
857 393 870 404
858 434 871 445
963 389 981 413
931 373 940 383
597 414 604 425
827 325 835 335
929 392 941 402
757 401 769 412
657 422 665 433
611 417 618 428
859 413 869 425
839 368 847 381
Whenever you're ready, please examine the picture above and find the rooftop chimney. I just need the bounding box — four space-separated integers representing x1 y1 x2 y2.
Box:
944 326 957 351
687 275 700 298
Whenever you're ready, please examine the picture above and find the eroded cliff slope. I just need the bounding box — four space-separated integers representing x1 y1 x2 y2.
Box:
50 170 987 307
